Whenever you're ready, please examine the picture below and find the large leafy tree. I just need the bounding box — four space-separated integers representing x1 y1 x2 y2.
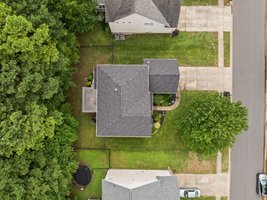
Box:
178 91 248 156
47 0 100 33
0 0 98 198
0 3 62 156
0 105 78 199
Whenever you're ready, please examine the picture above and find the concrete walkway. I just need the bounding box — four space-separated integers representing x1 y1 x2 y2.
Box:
178 6 232 32
179 67 232 93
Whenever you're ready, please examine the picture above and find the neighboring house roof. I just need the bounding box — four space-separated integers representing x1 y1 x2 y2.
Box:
144 59 180 94
102 169 179 200
104 0 180 27
96 65 152 137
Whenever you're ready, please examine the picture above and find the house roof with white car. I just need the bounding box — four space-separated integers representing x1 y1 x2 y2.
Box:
102 169 180 200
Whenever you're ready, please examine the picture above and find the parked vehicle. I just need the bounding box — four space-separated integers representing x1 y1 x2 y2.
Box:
179 187 201 198
257 173 267 196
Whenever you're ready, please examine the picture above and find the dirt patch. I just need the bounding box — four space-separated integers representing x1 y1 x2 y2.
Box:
182 152 217 174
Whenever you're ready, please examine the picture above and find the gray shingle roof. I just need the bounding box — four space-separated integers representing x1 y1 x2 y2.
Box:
104 0 180 27
102 176 179 200
144 59 180 94
96 64 152 137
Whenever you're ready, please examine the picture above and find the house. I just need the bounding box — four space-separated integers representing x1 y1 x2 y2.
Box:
82 59 180 137
99 0 181 34
102 169 180 200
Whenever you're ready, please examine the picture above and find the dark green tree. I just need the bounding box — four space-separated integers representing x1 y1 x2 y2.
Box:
178 92 248 155
0 104 78 199
0 3 62 156
47 0 100 33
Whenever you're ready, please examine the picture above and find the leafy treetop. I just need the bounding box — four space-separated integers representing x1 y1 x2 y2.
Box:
178 91 248 156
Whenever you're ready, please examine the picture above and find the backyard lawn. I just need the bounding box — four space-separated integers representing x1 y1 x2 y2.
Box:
222 148 229 173
78 22 112 46
70 150 109 199
180 0 218 6
114 33 218 66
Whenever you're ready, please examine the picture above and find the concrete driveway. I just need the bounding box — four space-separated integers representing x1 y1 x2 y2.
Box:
176 174 228 196
178 6 232 32
179 67 232 92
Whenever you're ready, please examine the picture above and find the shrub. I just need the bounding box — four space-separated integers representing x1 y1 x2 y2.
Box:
88 74 94 81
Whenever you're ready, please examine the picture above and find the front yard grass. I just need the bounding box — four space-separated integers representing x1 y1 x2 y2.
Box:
222 148 229 173
181 197 216 200
114 33 218 66
180 0 218 6
224 32 230 67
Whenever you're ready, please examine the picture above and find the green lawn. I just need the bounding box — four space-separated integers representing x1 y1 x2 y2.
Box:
78 22 112 46
70 150 109 199
180 0 218 6
222 148 229 173
114 33 218 66
181 197 216 200
111 150 187 173
221 197 228 200
224 32 230 67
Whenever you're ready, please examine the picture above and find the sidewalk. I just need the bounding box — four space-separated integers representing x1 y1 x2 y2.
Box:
178 6 232 32
176 174 228 196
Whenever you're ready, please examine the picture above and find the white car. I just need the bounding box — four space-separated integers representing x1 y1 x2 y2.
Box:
257 173 267 196
179 187 201 198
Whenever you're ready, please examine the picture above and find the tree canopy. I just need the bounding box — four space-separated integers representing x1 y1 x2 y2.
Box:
0 0 98 198
0 2 63 156
0 104 78 200
178 91 248 156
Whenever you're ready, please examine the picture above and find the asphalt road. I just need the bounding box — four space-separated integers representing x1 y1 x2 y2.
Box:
230 0 266 200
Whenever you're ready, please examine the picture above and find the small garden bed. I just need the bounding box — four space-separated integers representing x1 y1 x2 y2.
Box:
86 73 94 87
152 111 166 134
153 94 176 107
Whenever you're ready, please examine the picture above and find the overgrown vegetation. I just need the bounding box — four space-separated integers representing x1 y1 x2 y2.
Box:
0 0 98 198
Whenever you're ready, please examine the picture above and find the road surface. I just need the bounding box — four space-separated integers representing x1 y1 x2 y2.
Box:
231 0 265 200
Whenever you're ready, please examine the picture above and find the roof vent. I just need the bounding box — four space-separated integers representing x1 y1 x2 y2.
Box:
115 88 118 92
147 61 150 64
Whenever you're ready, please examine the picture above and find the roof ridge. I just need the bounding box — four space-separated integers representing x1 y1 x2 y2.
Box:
120 66 149 116
135 0 170 27
113 0 135 21
97 67 122 132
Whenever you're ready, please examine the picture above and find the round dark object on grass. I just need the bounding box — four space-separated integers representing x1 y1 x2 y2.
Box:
74 164 92 187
